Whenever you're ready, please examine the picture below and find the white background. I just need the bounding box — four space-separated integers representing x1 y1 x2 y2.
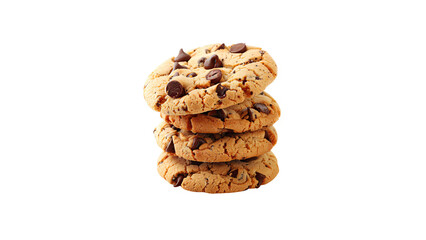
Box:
1 0 425 239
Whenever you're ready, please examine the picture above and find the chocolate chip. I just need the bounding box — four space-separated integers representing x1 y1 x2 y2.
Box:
166 80 185 98
255 76 260 80
156 96 166 107
229 169 238 178
246 108 255 121
190 137 206 150
230 43 247 53
186 72 197 77
172 62 187 71
264 130 271 142
216 84 228 98
170 72 179 80
253 103 270 114
259 50 265 55
255 172 266 188
208 109 226 121
217 43 225 50
206 69 222 85
198 57 206 66
204 54 223 69
173 174 185 187
174 49 191 62
165 138 175 153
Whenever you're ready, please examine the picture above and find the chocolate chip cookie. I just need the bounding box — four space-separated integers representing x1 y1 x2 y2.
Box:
144 43 277 115
154 121 277 162
157 151 279 193
161 92 280 133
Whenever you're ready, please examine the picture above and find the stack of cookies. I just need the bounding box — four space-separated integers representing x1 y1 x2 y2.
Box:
144 43 280 193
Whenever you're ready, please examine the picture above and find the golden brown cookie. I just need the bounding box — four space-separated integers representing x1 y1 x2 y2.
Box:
157 151 279 193
144 43 277 115
154 121 278 162
161 92 280 133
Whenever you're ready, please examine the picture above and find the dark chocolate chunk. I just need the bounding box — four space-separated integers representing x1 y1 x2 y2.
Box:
166 80 185 98
204 54 223 69
264 130 271 142
198 57 206 67
170 72 179 80
156 96 166 107
215 84 228 98
217 43 225 50
173 174 185 187
174 49 191 62
253 103 270 114
246 107 255 122
208 109 226 121
230 43 247 53
255 172 266 188
172 62 187 71
165 138 175 153
229 169 238 178
255 76 260 80
206 69 222 85
190 136 206 150
186 72 197 77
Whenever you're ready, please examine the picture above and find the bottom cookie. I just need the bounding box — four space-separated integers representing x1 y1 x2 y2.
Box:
157 151 279 193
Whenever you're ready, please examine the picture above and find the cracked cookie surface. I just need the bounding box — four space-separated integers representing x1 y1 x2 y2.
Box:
162 92 280 133
157 151 279 193
144 43 277 115
154 122 278 162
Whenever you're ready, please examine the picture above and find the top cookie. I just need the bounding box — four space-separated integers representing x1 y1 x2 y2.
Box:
144 43 277 115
